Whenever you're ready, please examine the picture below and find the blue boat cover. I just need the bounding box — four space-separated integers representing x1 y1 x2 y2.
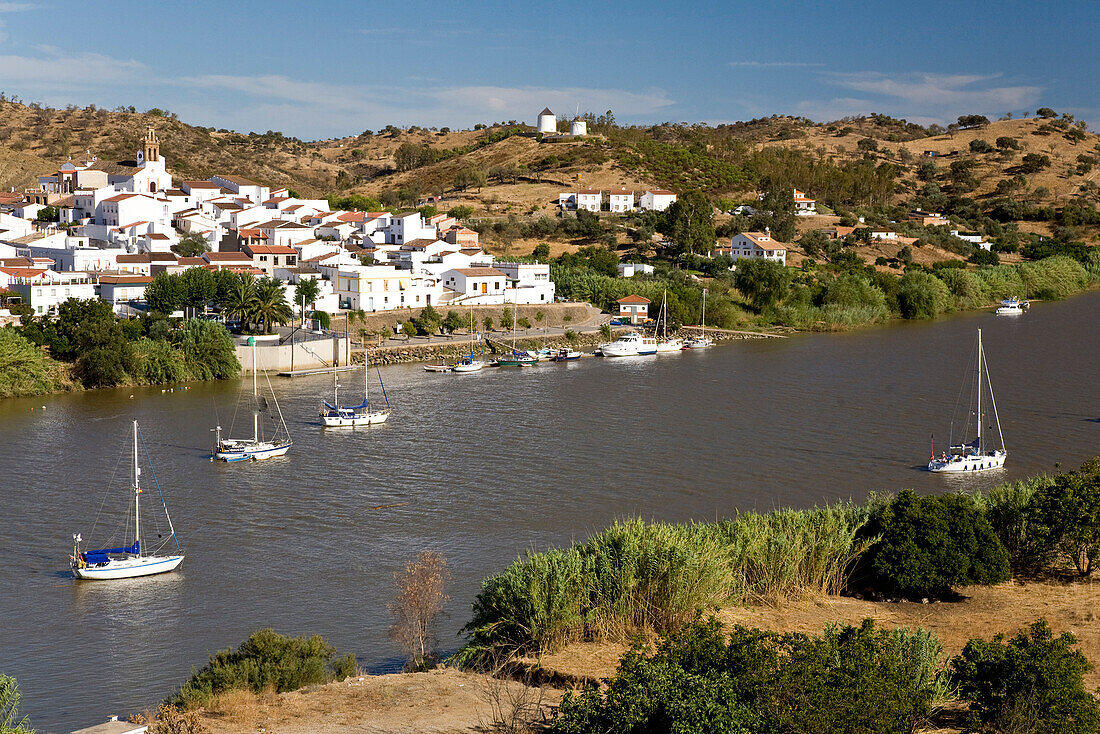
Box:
322 400 369 412
83 541 138 564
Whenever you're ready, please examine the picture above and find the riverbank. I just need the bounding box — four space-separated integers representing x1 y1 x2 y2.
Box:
174 579 1100 734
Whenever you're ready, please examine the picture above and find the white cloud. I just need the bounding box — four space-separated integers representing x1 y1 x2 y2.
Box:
0 3 34 44
0 49 146 90
822 71 1041 114
729 61 825 68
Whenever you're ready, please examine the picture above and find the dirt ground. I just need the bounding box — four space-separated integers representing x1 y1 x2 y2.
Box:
185 580 1100 733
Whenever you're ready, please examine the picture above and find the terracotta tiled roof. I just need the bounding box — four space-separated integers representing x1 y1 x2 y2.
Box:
617 295 651 304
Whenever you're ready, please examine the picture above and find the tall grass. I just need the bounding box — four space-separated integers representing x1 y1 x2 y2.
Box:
458 507 871 663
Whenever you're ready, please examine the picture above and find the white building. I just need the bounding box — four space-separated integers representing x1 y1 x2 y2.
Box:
441 267 508 304
98 275 153 314
4 269 96 315
494 261 555 304
638 190 677 212
793 188 817 216
617 262 654 277
576 190 602 212
570 117 587 136
334 264 437 311
715 231 788 266
608 189 634 213
537 107 556 134
208 175 270 205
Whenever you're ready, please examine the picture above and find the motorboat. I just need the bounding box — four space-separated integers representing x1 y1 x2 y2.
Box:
995 297 1028 315
599 331 658 357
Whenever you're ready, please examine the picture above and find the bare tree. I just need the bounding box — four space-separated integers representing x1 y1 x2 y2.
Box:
477 652 552 734
388 551 449 670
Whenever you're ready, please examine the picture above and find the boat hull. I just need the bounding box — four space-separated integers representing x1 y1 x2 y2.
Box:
495 358 537 366
656 340 683 353
321 410 390 427
215 440 291 462
928 451 1007 473
453 362 486 372
423 364 452 372
72 554 184 580
996 307 1023 315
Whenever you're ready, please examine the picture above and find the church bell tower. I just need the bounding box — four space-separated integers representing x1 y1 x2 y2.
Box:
140 127 160 165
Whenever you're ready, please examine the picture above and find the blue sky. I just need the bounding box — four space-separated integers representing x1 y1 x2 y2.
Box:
0 0 1095 139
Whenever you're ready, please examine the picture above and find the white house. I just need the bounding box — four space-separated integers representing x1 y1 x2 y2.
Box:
616 295 651 324
576 190 602 212
209 175 270 205
715 231 788 265
558 192 578 211
334 265 435 311
4 269 96 315
570 117 587 136
638 190 677 212
441 267 508 304
608 189 634 213
98 275 153 314
493 261 555 304
617 262 655 278
793 188 817 216
537 107 556 134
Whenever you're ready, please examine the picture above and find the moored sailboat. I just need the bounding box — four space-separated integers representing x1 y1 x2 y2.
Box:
927 328 1007 473
70 420 184 580
320 361 392 427
684 289 713 349
654 290 683 353
213 337 291 461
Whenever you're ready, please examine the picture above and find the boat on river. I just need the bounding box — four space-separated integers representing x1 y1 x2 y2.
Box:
551 348 583 362
70 420 184 580
599 331 657 357
996 297 1028 315
213 337 291 461
453 353 487 372
320 363 391 427
654 290 683 353
496 294 538 366
684 289 713 349
927 328 1007 473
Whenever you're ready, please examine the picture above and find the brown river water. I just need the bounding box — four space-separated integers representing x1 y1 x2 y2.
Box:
2 292 1097 732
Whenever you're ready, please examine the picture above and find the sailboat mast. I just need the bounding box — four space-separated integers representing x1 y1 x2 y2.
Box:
333 358 339 407
976 329 983 452
701 289 706 340
252 341 259 444
133 419 140 554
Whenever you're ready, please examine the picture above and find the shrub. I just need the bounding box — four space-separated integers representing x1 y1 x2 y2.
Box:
167 629 357 709
133 338 187 384
1023 458 1100 576
553 617 945 734
309 310 330 329
896 271 951 319
855 490 1011 599
974 476 1054 572
175 320 240 381
952 620 1100 733
0 327 73 398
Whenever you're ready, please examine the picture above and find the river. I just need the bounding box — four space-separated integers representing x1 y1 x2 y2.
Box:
2 292 1098 732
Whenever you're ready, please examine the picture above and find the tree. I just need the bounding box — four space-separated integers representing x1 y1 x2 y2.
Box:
441 310 465 333
388 551 449 671
501 305 515 331
454 166 487 193
221 274 258 326
855 490 1011 599
294 277 322 313
179 266 216 313
661 190 715 257
732 258 791 311
517 316 531 330
173 232 211 257
532 243 550 262
38 205 59 222
957 114 990 129
896 271 950 319
1021 153 1051 173
1036 107 1057 119
1024 459 1100 575
482 316 493 332
917 161 939 181
0 674 32 733
951 620 1100 734
969 139 994 154
175 319 240 380
996 136 1021 151
413 304 442 335
599 323 613 342
252 277 292 334
857 137 879 152
799 229 829 258
534 310 544 329
144 272 185 314
447 204 475 219
401 321 417 338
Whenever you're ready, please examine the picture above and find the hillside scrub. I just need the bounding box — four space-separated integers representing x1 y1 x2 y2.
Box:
167 628 357 710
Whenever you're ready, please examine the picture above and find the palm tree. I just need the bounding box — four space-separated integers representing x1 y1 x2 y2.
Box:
222 274 258 328
253 277 293 334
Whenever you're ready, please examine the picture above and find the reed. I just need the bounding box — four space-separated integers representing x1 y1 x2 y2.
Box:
459 506 872 663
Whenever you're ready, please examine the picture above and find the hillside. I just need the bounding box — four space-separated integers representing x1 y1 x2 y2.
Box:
2 101 1098 252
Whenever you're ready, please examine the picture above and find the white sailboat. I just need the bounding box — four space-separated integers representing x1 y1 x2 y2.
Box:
684 289 713 349
495 295 537 366
320 361 392 427
70 420 184 580
928 328 1007 473
213 336 291 461
654 290 683 353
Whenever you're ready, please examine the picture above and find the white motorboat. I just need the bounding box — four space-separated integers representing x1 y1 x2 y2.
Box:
70 420 184 580
927 328 1008 474
551 348 583 362
599 331 658 357
214 336 291 460
995 297 1028 315
321 362 391 427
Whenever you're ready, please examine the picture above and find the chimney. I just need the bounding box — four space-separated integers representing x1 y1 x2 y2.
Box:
764 226 770 236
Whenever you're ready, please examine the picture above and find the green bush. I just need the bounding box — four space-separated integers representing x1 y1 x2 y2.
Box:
0 327 73 398
309 310 331 329
855 490 1011 599
175 319 240 381
974 475 1054 572
896 271 951 319
1023 458 1100 576
133 338 187 384
952 620 1100 733
554 617 946 734
168 628 357 709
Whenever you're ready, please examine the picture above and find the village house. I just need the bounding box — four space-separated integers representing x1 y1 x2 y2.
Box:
241 243 298 277
98 275 154 314
4 268 96 315
638 190 677 212
443 226 479 246
617 262 655 277
714 231 788 265
908 210 950 226
441 267 507 305
493 261 555 304
334 265 430 311
793 188 817 216
616 295 651 324
608 189 635 213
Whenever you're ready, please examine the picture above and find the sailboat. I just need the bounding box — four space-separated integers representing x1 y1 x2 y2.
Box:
684 289 713 349
70 420 184 580
320 362 392 427
213 336 292 461
453 306 488 372
655 290 683 353
495 295 537 366
927 328 1007 473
